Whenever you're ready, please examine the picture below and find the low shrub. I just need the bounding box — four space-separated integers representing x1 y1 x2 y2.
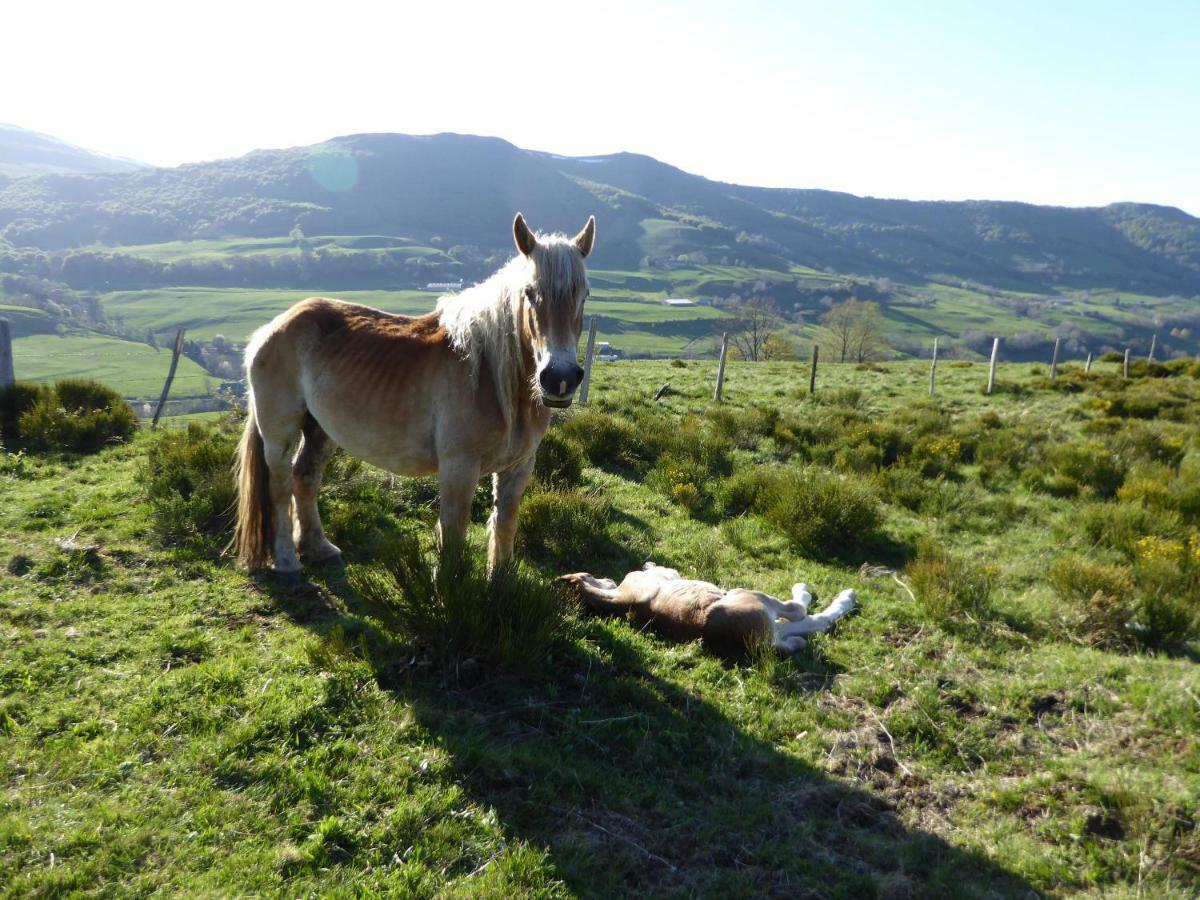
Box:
141 423 240 548
719 464 883 559
707 405 780 450
1027 440 1125 499
1077 502 1175 558
0 381 52 446
5 379 136 453
533 427 585 490
560 410 645 470
647 454 709 516
347 531 563 671
909 434 965 479
1049 548 1200 651
517 488 611 568
1048 556 1136 647
905 540 995 625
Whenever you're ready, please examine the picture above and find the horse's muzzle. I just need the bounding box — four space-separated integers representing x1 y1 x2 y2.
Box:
539 361 585 408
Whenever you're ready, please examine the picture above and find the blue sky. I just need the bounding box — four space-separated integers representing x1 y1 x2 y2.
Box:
6 0 1198 213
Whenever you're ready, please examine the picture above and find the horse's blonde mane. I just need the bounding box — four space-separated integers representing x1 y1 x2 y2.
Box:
437 234 587 429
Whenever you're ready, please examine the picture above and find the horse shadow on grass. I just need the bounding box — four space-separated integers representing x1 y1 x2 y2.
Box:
255 569 1038 899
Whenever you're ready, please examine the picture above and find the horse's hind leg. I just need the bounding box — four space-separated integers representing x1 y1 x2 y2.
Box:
255 403 306 577
292 414 341 565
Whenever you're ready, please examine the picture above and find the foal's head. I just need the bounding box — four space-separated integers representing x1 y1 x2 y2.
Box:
513 212 595 408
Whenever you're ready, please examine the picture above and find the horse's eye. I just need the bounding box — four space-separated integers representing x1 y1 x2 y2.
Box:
524 286 538 303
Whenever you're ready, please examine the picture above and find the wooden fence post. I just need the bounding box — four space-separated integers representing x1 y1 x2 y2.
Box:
1147 334 1156 363
0 319 13 389
151 329 186 428
929 337 938 397
578 317 598 407
809 344 819 395
1084 353 1093 374
1123 347 1130 379
1049 337 1061 379
713 333 729 401
986 338 1000 395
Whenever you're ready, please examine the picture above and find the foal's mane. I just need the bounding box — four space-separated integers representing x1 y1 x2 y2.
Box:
437 234 587 429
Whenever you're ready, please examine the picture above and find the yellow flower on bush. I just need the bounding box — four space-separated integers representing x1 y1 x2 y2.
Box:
1135 536 1186 563
925 437 962 461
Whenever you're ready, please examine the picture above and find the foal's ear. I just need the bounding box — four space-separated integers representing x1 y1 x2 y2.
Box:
573 215 596 258
513 212 538 256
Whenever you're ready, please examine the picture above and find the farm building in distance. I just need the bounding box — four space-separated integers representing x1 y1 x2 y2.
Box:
425 281 464 292
661 298 695 307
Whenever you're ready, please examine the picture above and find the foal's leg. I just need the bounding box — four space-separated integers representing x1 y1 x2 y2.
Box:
291 415 341 564
488 456 535 572
749 590 809 622
436 456 482 558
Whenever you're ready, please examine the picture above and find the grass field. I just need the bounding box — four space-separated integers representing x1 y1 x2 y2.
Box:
99 286 730 357
10 333 215 398
1 360 1197 896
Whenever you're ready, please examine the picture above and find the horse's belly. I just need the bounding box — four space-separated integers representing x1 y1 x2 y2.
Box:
309 404 439 476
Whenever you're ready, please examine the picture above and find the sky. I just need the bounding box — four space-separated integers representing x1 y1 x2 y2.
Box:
6 0 1199 213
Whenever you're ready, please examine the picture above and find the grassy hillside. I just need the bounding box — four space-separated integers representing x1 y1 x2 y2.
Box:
99 285 728 357
1 361 1197 896
2 131 1198 294
10 333 215 398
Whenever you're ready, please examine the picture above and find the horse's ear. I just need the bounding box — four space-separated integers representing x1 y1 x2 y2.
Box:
513 213 537 256
573 215 596 258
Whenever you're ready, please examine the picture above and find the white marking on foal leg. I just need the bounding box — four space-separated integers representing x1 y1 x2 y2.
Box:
785 589 858 635
773 627 808 654
791 583 812 615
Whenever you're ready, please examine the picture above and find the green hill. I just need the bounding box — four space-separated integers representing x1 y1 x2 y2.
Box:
1 131 1197 295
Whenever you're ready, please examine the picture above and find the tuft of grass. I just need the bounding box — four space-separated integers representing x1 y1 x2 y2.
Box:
347 531 564 671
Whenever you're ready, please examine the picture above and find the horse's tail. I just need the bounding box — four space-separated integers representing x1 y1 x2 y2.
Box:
232 398 273 570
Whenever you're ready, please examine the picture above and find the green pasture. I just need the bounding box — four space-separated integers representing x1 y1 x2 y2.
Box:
10 333 215 398
1 359 1197 895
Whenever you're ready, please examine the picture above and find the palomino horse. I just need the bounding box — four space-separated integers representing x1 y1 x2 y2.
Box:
558 563 857 657
232 213 595 578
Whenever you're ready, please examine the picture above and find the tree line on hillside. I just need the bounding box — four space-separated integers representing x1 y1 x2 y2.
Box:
0 244 478 291
721 295 1199 363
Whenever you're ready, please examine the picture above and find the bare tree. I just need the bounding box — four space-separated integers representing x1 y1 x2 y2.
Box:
821 298 890 363
725 297 782 361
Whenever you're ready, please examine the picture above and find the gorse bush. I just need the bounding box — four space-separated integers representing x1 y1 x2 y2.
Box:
0 381 52 446
1 379 136 453
1048 556 1137 648
533 427 585 490
560 409 645 470
140 422 239 549
517 488 611 568
719 464 883 559
1049 547 1200 651
347 532 564 671
906 540 996 626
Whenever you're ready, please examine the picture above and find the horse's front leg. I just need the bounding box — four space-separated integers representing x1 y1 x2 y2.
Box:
488 456 536 573
436 456 482 557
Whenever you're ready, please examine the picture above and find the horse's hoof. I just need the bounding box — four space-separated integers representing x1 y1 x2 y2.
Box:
315 553 346 570
273 568 304 586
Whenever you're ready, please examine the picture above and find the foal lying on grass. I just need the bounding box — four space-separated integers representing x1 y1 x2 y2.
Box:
557 563 856 657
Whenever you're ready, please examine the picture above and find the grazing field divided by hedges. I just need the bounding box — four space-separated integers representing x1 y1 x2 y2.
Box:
1 360 1198 897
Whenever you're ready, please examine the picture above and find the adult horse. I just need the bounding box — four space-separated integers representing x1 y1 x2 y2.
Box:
232 213 595 578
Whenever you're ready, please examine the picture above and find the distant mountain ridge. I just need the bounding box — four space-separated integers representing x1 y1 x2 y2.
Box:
0 130 1197 295
0 124 148 180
